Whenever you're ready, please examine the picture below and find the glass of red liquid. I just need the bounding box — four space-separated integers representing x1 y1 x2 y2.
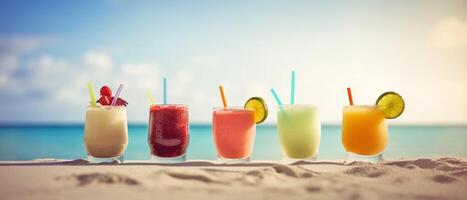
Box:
148 104 189 163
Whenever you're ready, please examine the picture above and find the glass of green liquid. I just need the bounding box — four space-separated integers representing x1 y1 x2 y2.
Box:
277 105 321 161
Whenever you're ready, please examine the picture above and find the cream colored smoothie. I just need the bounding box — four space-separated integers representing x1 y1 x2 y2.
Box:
84 106 128 160
277 105 321 160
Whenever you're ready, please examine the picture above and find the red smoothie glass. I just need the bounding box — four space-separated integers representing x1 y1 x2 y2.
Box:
148 104 189 163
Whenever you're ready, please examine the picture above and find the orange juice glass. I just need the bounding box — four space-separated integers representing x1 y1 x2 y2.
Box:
342 105 388 162
212 107 256 163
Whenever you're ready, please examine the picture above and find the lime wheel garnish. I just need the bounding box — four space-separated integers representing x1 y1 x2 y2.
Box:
244 97 268 124
376 91 405 119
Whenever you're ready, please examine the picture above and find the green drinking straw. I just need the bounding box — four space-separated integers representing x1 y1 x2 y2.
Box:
87 81 97 107
163 78 167 105
271 88 285 112
146 90 155 105
291 70 296 105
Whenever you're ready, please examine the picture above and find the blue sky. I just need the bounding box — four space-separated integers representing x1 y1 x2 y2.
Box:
0 0 466 124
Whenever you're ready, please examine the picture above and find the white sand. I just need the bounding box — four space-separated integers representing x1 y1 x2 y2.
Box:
1 157 466 200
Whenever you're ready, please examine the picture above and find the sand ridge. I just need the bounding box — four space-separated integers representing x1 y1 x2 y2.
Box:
0 157 466 200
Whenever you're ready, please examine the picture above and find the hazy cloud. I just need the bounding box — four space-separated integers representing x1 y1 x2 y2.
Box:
0 73 7 87
189 55 221 70
0 36 55 88
0 36 54 68
432 17 467 48
83 50 112 72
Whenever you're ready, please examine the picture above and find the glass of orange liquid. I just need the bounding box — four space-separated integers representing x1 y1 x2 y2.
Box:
342 105 388 163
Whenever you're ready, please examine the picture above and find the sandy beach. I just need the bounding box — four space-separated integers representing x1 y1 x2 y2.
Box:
1 157 466 200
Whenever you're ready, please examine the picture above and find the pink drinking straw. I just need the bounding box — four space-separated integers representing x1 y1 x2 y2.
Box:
111 84 124 106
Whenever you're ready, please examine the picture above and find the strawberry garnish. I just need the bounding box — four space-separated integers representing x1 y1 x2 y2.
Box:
100 86 112 97
97 96 111 105
96 85 128 106
111 97 128 106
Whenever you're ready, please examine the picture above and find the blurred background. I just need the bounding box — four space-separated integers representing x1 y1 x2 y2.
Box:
0 0 466 125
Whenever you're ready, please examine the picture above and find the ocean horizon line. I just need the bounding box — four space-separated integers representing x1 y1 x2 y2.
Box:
0 122 466 128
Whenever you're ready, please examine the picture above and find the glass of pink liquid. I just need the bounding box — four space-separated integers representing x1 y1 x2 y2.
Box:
212 107 256 163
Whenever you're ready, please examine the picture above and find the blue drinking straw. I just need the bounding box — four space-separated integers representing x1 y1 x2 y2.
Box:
271 88 285 112
291 70 295 105
163 78 167 105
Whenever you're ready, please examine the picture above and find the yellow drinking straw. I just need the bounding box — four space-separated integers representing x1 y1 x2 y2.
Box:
146 90 155 105
218 85 228 107
87 81 97 107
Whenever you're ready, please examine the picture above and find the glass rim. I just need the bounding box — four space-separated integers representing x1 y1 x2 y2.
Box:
150 104 188 107
213 106 253 110
278 104 317 107
343 105 380 109
86 105 126 109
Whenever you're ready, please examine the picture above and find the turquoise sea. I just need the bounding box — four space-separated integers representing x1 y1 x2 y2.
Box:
0 125 466 160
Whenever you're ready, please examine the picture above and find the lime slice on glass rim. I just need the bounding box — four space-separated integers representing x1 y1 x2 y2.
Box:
376 91 405 119
244 97 268 124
